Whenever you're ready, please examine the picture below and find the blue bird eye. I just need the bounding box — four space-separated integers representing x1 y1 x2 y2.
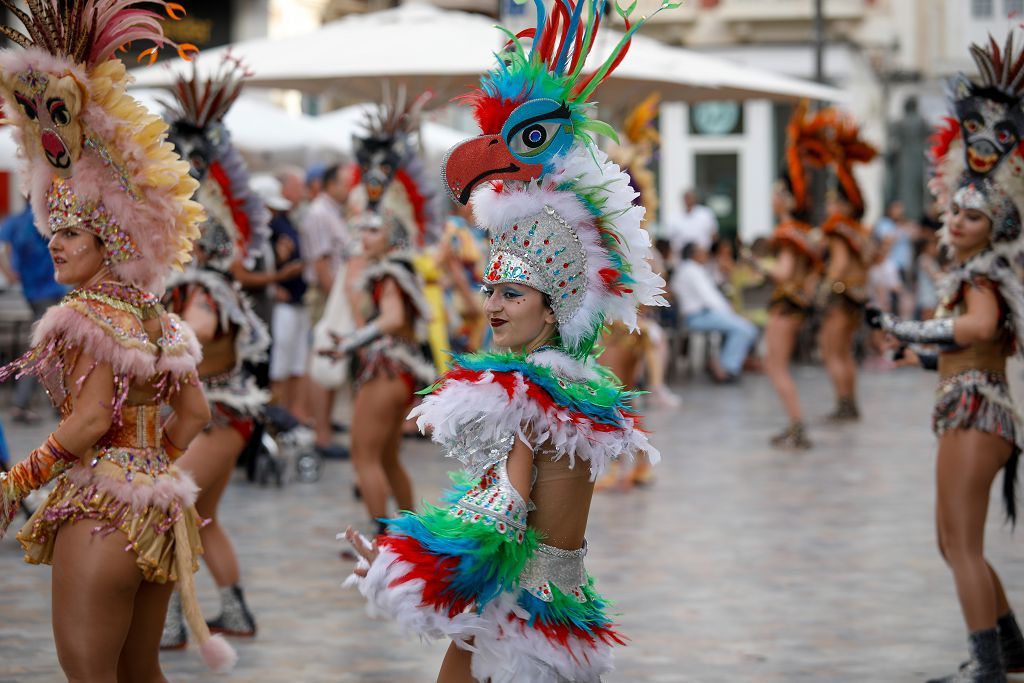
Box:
501 98 574 169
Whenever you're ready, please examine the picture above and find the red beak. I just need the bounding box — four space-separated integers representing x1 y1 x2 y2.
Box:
442 134 544 205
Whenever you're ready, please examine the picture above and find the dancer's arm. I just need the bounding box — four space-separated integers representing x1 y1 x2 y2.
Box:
1 350 114 534
320 277 408 358
52 350 115 455
163 379 211 460
867 283 1001 346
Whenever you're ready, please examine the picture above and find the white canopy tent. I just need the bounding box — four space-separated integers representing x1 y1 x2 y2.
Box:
129 89 340 158
129 3 844 105
0 127 20 171
310 104 466 158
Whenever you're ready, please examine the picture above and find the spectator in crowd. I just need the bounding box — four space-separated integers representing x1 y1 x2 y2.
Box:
666 188 719 259
671 242 759 383
872 199 916 316
914 227 942 320
301 164 354 459
254 173 310 420
306 163 326 201
301 163 352 319
0 202 68 423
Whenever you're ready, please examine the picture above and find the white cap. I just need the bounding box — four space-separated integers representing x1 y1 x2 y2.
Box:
250 174 291 212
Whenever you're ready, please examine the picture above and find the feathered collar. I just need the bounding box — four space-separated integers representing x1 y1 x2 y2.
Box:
411 347 657 480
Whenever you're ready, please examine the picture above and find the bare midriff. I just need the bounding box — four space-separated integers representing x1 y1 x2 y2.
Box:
939 334 1012 378
528 449 595 552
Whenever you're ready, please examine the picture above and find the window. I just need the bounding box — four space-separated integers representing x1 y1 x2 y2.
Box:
1007 0 1024 16
972 0 994 17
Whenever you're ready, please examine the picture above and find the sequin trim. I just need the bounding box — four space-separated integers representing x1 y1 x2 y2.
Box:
520 541 589 603
449 459 530 543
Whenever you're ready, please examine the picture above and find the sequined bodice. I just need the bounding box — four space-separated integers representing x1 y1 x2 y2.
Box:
449 458 533 543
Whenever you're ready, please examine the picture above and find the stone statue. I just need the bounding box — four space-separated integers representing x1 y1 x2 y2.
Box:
886 96 929 221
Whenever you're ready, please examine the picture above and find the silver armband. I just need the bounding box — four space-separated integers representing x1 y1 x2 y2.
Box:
339 322 382 353
883 314 955 345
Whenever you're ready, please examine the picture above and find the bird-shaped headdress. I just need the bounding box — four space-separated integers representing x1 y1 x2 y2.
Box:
350 87 441 250
931 32 1024 244
163 54 270 271
443 0 673 358
820 109 878 218
0 1 203 292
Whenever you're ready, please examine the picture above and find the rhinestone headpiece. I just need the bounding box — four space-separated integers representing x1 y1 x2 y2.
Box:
484 206 587 325
47 178 142 263
953 179 1022 243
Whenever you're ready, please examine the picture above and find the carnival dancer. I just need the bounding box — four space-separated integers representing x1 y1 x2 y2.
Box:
160 56 272 648
765 102 826 449
868 33 1024 683
0 1 237 676
341 1 669 680
322 93 439 535
816 110 878 421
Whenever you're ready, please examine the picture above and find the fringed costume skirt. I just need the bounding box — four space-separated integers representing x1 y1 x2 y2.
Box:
354 336 436 397
933 370 1024 451
17 450 204 583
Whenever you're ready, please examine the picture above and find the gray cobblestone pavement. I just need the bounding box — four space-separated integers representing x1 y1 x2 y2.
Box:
2 367 1024 682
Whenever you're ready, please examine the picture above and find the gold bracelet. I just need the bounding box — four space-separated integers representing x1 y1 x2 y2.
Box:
161 433 186 461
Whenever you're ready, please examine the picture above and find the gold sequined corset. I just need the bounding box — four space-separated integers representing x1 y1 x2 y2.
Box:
100 404 162 450
92 404 169 481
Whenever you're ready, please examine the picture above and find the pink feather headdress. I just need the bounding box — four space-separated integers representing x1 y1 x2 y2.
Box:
0 1 204 292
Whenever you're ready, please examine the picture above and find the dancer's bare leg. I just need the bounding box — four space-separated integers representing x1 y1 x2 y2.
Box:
382 404 414 513
351 375 414 521
437 641 475 683
117 579 175 682
935 429 1012 631
52 519 144 683
818 306 860 402
178 426 246 587
763 311 803 422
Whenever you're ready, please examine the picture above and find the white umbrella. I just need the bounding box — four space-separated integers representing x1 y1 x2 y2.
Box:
129 3 843 104
311 104 466 159
0 126 19 171
128 88 338 155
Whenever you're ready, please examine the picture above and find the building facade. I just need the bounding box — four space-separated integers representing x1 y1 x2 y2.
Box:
622 0 1022 239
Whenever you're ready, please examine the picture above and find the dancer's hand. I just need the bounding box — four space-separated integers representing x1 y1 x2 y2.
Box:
864 304 887 330
318 332 347 361
344 526 379 577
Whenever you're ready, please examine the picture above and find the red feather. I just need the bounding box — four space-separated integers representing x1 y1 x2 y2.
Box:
208 161 250 252
930 116 960 163
472 96 524 136
393 169 428 247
